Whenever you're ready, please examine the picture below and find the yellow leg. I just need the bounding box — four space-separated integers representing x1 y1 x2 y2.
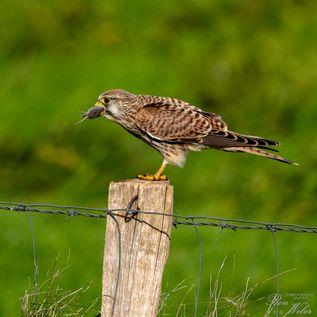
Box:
137 162 168 181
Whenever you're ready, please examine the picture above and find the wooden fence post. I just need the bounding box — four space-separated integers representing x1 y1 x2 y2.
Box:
101 179 174 317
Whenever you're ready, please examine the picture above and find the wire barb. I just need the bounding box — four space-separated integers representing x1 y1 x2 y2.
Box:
124 195 139 223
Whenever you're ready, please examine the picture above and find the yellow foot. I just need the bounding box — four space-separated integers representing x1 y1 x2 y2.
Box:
137 174 168 181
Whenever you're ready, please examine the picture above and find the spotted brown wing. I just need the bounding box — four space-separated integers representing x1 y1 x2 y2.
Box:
135 102 225 141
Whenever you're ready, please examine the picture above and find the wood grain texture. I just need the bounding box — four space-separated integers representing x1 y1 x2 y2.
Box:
101 179 173 317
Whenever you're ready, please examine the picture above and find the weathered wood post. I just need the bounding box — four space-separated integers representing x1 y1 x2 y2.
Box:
101 179 173 317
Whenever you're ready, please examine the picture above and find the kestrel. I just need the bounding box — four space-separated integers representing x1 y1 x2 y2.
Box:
80 89 297 180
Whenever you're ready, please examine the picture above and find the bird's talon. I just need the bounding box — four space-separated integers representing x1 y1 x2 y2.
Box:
137 174 168 181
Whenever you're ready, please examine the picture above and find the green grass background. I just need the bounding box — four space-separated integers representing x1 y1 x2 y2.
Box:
1 0 317 315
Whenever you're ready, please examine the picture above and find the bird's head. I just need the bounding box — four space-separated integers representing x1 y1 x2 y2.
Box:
77 89 136 125
95 89 136 121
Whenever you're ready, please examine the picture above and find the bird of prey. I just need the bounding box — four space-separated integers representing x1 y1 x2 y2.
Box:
80 89 297 180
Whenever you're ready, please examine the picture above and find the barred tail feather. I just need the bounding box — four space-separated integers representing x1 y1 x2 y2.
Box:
202 130 281 148
223 147 298 165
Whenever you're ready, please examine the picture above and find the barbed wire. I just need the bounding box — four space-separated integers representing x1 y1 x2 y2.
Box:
1 199 316 317
1 201 316 234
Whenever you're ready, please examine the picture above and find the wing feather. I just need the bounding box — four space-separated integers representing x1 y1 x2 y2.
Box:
202 130 280 148
136 101 225 141
135 97 280 152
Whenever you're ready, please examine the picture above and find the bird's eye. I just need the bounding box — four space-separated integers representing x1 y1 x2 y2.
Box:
102 97 111 105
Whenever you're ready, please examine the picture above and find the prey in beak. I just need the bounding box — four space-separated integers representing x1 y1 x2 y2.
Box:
75 105 105 125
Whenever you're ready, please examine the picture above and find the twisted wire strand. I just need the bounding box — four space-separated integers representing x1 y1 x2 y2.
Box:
1 201 316 234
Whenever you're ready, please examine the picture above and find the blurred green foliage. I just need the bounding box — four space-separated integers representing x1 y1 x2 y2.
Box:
1 0 317 315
